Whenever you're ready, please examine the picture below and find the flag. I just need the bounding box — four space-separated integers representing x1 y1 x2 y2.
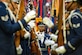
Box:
33 0 37 8
38 0 44 17
51 0 55 17
55 0 59 17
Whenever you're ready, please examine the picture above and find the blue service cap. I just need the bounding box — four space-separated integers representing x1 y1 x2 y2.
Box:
12 0 20 3
65 0 77 2
37 22 45 26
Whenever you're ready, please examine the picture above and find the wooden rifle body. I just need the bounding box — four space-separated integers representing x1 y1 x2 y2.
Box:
30 28 41 55
9 0 26 48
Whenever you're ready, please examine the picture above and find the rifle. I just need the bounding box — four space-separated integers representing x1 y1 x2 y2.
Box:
57 0 64 46
14 0 26 48
51 0 65 55
30 28 41 55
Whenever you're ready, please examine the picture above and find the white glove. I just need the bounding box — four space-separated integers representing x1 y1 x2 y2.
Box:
24 31 30 39
44 39 55 46
50 34 58 42
24 10 36 23
16 45 23 55
45 2 50 6
28 20 35 28
55 46 66 54
51 43 58 50
43 17 54 28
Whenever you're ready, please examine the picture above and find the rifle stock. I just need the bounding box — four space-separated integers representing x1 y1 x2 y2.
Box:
57 0 64 46
15 31 21 47
51 50 58 55
30 28 41 55
14 0 26 48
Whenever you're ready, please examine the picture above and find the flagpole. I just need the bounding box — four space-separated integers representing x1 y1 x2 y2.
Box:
63 0 67 44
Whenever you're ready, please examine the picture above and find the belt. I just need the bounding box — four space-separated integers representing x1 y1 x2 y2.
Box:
41 48 47 51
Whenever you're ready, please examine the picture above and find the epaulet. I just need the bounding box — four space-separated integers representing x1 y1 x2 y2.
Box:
68 12 82 28
0 2 7 16
72 12 82 19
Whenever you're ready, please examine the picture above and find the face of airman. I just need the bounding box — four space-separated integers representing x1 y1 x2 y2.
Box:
38 25 46 32
65 2 72 11
65 1 78 11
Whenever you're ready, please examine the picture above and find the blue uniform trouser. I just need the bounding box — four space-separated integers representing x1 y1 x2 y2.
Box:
42 51 48 55
20 38 31 55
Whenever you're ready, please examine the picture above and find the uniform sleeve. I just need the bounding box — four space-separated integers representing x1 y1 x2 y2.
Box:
71 15 82 37
0 7 27 34
25 25 31 32
0 6 7 16
64 14 82 53
50 25 58 34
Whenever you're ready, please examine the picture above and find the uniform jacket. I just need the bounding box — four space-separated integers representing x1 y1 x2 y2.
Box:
0 2 27 55
64 9 82 55
21 25 31 55
36 31 50 55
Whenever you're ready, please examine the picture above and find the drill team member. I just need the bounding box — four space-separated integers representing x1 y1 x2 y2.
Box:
0 0 36 55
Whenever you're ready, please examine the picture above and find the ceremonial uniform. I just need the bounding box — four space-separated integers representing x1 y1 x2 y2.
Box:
20 38 31 55
50 0 82 55
0 2 35 55
64 9 82 55
36 22 55 55
36 31 50 55
21 25 31 55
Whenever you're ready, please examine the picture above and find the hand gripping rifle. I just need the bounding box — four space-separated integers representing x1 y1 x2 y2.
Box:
30 28 42 55
51 0 66 55
14 0 26 48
